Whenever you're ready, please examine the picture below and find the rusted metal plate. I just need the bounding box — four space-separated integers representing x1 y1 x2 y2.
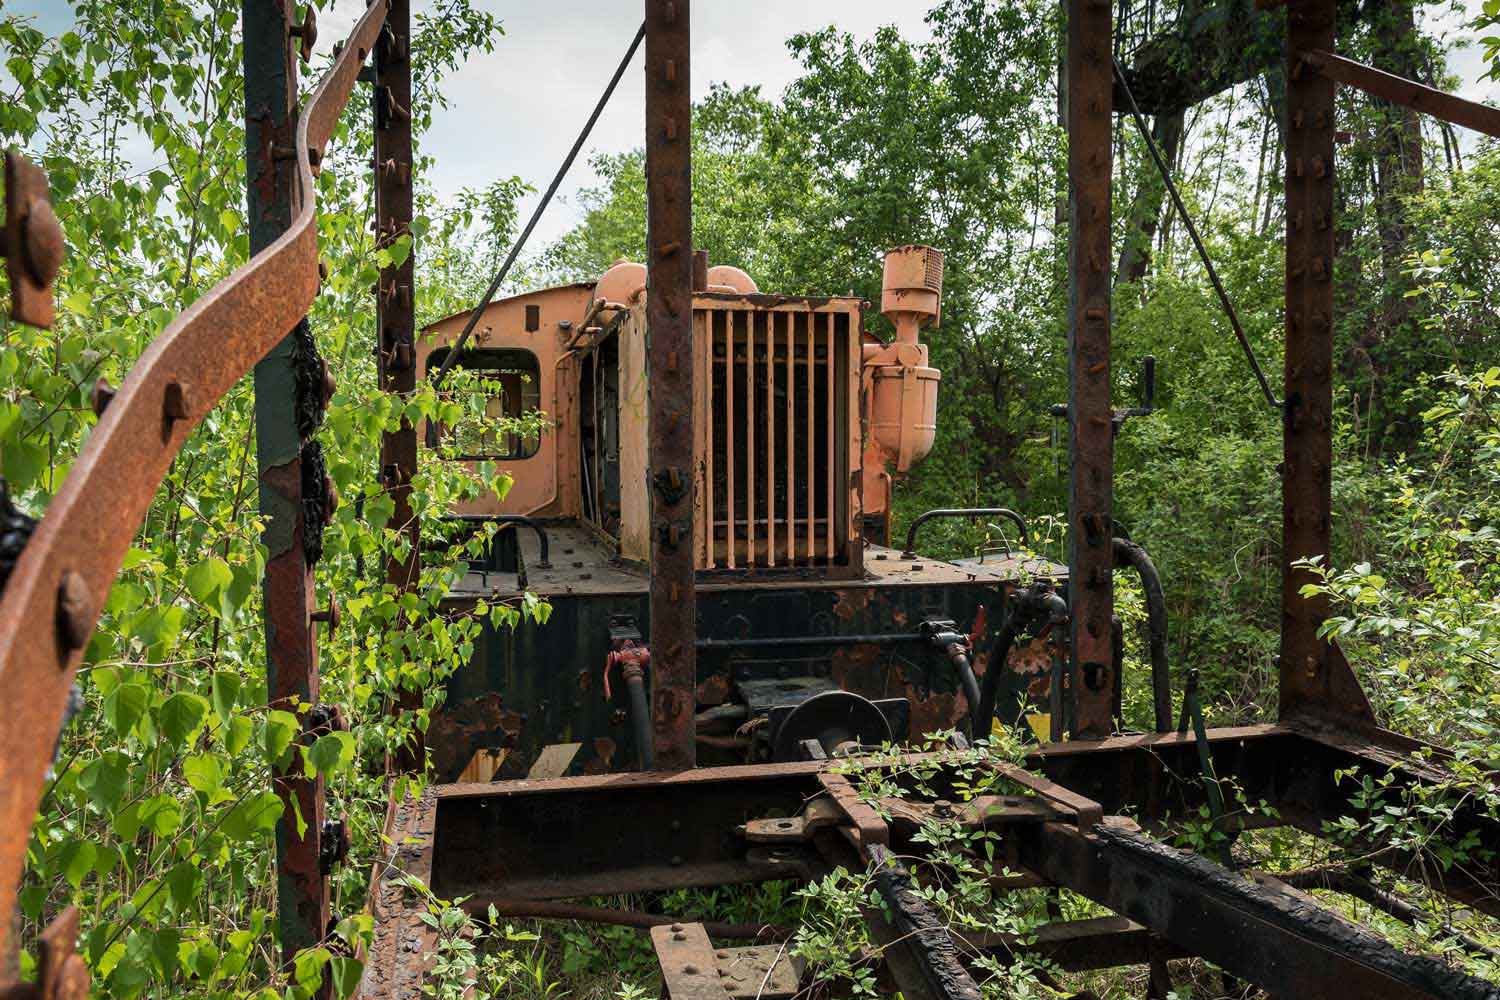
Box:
817 770 889 850
0 0 390 960
651 923 731 1000
715 944 803 999
3 150 61 329
644 0 697 771
1065 0 1117 740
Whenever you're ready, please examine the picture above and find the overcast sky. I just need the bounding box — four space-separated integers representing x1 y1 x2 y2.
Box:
10 1 1496 252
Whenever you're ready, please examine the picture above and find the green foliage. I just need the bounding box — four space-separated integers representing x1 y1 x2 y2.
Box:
0 1 549 996
790 733 1066 997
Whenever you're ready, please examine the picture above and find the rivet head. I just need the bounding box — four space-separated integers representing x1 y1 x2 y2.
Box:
163 380 191 421
91 378 115 418
57 570 92 652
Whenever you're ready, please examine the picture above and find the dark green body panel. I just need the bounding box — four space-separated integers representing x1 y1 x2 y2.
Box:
428 526 1065 781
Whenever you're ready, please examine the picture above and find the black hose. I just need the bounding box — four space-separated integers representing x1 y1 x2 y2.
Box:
974 582 1069 737
901 508 1030 559
974 625 1019 738
950 648 982 726
624 668 654 771
1113 537 1171 732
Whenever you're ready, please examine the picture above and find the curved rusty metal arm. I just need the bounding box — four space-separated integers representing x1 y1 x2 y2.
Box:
0 0 390 957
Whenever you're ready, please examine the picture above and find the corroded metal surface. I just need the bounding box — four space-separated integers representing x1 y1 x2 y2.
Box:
1301 48 1500 138
0 0 389 959
377 0 421 772
1279 0 1376 726
1065 0 1116 740
243 0 328 964
645 0 697 771
650 923 732 1000
355 790 436 1000
1017 817 1500 1000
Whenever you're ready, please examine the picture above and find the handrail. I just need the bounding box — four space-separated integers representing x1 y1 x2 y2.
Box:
0 0 391 956
901 508 1030 560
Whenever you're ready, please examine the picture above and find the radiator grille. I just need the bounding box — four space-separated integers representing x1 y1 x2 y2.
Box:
698 305 852 570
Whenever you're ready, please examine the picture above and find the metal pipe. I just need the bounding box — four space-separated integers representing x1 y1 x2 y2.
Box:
462 897 789 941
1112 537 1171 732
429 22 646 390
696 632 927 651
901 508 1030 559
622 662 654 771
975 583 1069 736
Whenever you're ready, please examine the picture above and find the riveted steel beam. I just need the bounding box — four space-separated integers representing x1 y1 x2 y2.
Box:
1066 0 1117 739
644 0 697 771
243 0 328 970
374 0 422 773
1279 0 1375 725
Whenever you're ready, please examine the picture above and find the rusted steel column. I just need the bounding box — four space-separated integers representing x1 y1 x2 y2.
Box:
242 0 329 969
644 0 696 771
1280 0 1338 719
1066 0 1116 739
374 0 421 771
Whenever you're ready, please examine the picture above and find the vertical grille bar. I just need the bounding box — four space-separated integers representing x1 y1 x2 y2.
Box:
703 311 714 566
785 312 795 565
766 312 776 567
724 311 735 568
825 313 835 562
805 315 814 562
745 310 755 566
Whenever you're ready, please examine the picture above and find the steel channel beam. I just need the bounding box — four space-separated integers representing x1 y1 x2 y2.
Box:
1014 818 1500 1000
424 727 1289 899
1278 0 1344 721
1301 48 1500 139
374 0 421 772
864 843 984 1000
243 0 328 966
644 0 697 771
1066 0 1116 739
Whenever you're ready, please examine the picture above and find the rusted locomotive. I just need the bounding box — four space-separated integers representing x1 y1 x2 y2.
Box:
417 245 1070 781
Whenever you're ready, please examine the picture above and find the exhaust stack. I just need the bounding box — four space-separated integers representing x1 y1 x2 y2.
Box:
867 245 943 473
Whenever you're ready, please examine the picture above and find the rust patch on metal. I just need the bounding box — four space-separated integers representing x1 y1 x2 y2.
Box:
1009 635 1053 676
582 736 618 775
427 693 524 782
697 670 731 706
831 586 873 622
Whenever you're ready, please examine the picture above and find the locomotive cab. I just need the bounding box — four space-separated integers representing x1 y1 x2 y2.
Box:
415 248 1069 780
